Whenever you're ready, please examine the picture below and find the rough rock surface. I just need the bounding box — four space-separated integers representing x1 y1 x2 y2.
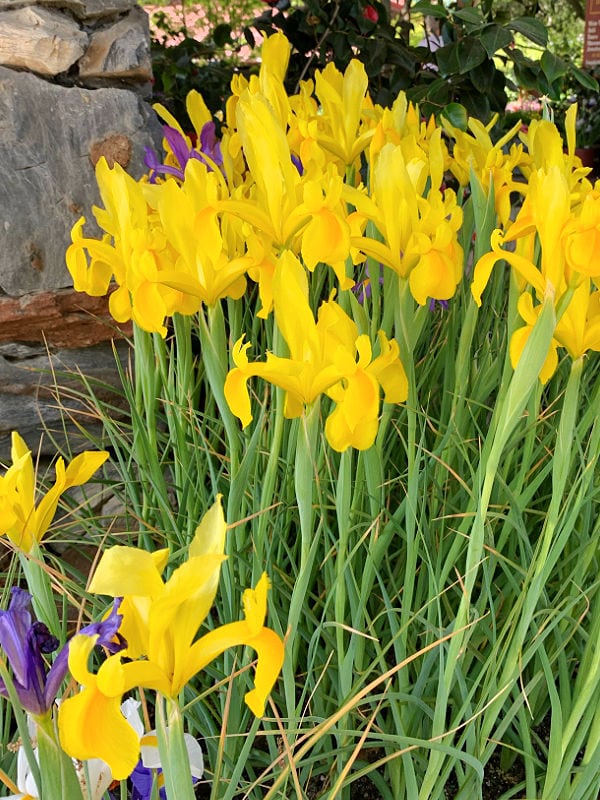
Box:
0 7 88 76
0 290 132 348
0 66 161 296
0 340 131 460
78 7 152 83
0 0 158 464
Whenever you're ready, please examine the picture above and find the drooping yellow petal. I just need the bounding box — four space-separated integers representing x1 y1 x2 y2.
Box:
181 573 284 713
325 369 379 452
58 635 140 780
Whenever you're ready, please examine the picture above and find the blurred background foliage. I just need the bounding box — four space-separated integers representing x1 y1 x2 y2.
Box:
143 0 597 138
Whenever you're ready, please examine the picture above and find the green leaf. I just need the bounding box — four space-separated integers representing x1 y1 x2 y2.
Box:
435 43 460 76
411 1 448 19
509 47 537 68
426 78 451 107
540 50 568 84
572 65 600 92
441 102 468 130
479 24 514 58
436 39 490 78
212 22 233 48
507 17 548 47
453 7 484 26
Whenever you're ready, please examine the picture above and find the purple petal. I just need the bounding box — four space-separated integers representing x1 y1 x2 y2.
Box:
44 644 70 709
199 121 223 169
131 761 154 800
80 597 125 654
428 298 449 312
163 125 193 171
0 589 53 714
45 599 125 710
291 154 304 176
144 146 161 172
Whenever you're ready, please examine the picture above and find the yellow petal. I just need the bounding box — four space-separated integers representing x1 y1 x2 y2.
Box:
224 368 253 428
64 450 109 489
89 546 167 598
243 628 285 717
509 325 558 384
189 496 227 559
58 684 139 780
325 370 379 452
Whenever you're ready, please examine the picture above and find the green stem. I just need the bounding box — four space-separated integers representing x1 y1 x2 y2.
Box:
36 712 84 800
156 695 196 800
19 547 61 640
282 403 321 717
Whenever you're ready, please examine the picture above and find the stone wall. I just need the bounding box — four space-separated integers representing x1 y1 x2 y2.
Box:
0 0 162 460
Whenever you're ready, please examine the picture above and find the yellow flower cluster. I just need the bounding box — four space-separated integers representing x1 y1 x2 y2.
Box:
67 31 600 443
472 106 600 381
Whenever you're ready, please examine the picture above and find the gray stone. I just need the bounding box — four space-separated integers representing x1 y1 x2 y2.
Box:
0 7 88 76
0 66 162 296
77 7 152 83
0 340 131 461
43 0 135 20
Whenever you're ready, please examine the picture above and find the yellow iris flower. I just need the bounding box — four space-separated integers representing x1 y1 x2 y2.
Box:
0 432 108 552
222 91 354 303
58 499 284 779
563 187 600 280
348 142 463 305
510 280 600 382
442 113 527 226
142 158 251 308
313 60 375 168
224 252 407 451
67 158 195 336
471 166 574 307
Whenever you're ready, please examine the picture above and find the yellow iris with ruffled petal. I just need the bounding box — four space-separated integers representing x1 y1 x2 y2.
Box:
58 499 284 779
224 251 407 451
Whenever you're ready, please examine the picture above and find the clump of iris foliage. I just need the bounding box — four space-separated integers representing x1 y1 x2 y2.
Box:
2 29 600 800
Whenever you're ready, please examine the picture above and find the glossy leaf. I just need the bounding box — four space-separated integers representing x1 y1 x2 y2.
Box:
453 7 485 27
572 65 600 92
411 1 448 18
437 39 487 77
442 103 468 131
507 17 548 47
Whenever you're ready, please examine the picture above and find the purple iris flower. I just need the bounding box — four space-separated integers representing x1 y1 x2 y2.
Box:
353 262 384 304
130 759 200 800
291 153 304 175
198 121 223 170
0 587 125 717
130 761 161 800
428 298 449 312
145 122 224 184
